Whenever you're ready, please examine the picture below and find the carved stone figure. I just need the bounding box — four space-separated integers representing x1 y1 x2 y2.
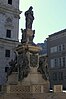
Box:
21 29 27 43
38 57 49 80
29 30 35 43
8 50 30 81
17 51 30 81
7 51 18 77
25 6 34 29
30 53 38 67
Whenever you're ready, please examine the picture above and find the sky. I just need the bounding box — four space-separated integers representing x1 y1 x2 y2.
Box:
19 0 66 44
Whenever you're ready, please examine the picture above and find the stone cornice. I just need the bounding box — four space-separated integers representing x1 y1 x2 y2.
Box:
0 38 20 45
0 3 22 17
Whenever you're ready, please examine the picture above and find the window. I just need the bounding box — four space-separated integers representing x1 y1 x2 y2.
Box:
58 44 65 52
62 44 65 50
59 58 62 67
5 67 9 72
54 58 58 67
50 46 57 53
51 59 54 68
58 45 61 51
58 58 61 67
8 0 12 5
58 72 63 81
53 72 57 81
62 57 65 67
6 29 11 38
58 57 66 68
54 46 57 52
5 50 10 57
51 58 58 68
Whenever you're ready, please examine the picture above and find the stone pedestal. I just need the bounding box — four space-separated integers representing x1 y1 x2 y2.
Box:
19 67 49 93
7 72 18 85
53 85 63 93
7 67 49 94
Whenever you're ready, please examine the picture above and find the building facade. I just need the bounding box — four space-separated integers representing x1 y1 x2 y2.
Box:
0 0 21 85
47 29 66 89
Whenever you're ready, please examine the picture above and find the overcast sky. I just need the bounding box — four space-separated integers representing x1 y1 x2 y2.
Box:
19 0 66 44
